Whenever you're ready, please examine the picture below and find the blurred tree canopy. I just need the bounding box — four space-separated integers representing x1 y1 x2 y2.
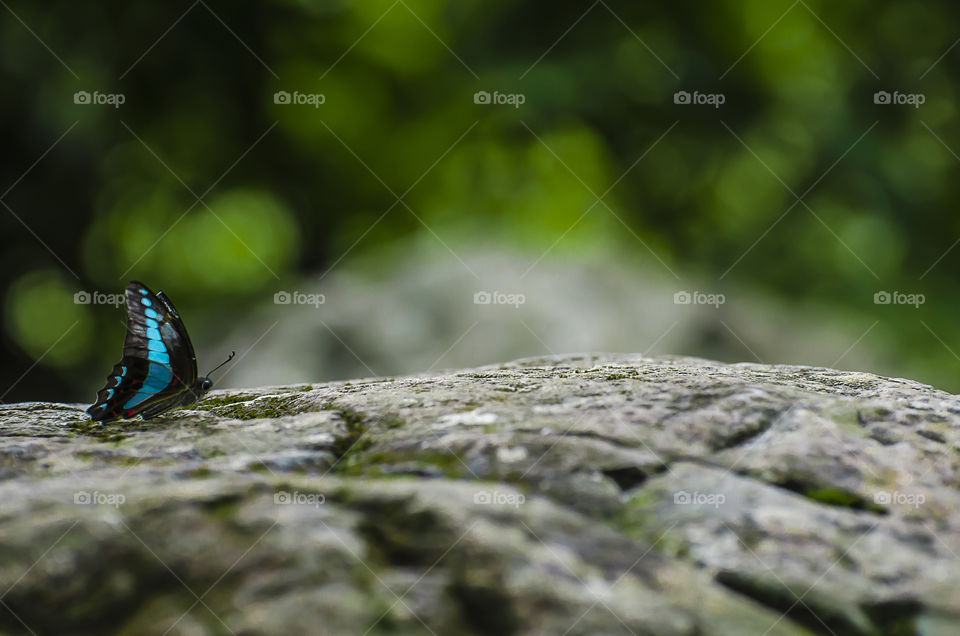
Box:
3 0 960 400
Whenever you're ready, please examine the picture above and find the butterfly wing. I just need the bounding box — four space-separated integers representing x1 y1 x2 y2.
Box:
153 289 199 384
86 281 199 422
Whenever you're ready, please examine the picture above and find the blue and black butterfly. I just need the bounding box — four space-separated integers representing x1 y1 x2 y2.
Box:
87 281 233 423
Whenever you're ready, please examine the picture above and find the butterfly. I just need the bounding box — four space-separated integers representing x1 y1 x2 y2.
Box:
87 281 234 423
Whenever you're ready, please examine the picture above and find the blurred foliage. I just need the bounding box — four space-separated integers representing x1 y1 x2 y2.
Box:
3 0 960 399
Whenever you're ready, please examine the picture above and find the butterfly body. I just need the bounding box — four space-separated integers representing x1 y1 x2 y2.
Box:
87 281 225 423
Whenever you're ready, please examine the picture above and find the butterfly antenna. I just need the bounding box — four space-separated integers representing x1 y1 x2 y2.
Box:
205 351 235 378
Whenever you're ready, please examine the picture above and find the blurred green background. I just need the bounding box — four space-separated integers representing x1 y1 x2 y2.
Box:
2 0 960 401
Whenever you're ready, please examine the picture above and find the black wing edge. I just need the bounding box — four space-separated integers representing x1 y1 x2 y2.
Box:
155 289 199 383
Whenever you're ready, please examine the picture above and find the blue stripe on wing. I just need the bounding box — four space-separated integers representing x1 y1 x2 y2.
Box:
143 363 172 391
148 350 170 364
123 362 174 408
122 309 176 409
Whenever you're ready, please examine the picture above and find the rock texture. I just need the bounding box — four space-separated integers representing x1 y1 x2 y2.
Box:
2 354 959 635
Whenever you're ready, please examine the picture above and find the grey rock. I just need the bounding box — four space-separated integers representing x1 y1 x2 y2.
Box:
1 353 958 635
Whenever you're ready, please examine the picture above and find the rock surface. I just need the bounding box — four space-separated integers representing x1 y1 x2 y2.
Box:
2 353 959 635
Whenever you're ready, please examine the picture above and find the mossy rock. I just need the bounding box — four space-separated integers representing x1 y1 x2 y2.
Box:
2 353 959 634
